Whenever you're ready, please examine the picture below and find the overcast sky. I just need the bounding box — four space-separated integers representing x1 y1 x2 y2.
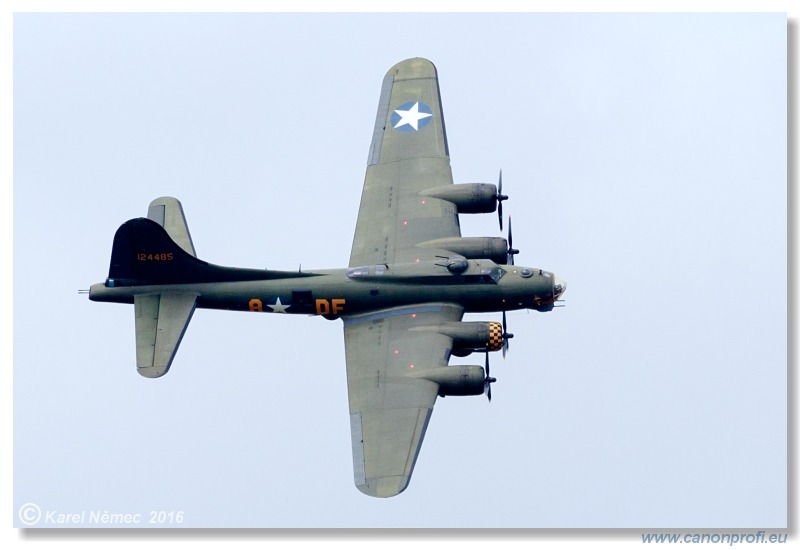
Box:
10 6 790 539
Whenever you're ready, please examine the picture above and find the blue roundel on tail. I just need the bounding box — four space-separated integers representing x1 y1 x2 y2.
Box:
391 101 433 132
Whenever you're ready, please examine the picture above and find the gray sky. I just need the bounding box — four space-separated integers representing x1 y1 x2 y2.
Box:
10 7 790 537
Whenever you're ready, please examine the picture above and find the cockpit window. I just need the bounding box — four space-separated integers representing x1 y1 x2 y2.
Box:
346 267 369 278
454 267 504 284
347 265 387 278
479 267 505 283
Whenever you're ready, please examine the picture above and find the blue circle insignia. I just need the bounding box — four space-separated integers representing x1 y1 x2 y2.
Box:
391 101 434 132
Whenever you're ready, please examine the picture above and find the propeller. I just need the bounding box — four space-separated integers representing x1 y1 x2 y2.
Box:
484 351 497 401
501 310 514 358
506 215 520 265
495 169 509 231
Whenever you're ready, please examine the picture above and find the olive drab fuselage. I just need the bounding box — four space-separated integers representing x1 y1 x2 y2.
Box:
90 259 565 318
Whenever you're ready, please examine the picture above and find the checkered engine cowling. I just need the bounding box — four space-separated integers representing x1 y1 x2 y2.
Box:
442 321 504 355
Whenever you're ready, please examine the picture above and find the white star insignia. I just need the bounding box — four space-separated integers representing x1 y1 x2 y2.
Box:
393 102 433 131
267 298 290 313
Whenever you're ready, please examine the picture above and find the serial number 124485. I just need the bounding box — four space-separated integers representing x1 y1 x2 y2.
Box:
136 253 174 261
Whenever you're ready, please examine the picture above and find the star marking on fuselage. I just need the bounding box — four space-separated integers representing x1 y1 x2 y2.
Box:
267 297 290 313
392 101 433 131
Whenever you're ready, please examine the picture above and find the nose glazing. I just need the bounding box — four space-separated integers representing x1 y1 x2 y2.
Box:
553 276 567 299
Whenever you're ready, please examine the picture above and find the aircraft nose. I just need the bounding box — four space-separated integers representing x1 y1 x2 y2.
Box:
553 276 567 299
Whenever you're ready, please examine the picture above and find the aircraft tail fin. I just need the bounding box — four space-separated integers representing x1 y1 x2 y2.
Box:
107 197 317 288
106 216 210 287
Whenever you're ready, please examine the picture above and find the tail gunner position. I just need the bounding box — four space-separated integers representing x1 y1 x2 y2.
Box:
88 58 566 498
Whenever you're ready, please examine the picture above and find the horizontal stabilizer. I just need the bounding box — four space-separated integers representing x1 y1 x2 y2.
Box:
135 292 198 378
147 196 197 257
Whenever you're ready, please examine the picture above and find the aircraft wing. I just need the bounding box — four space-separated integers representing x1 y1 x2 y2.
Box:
343 303 464 497
349 57 459 267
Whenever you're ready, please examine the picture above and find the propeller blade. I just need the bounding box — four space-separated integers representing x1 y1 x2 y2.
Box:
498 201 503 231
497 170 508 203
506 216 519 265
484 351 496 402
501 311 514 358
496 169 508 231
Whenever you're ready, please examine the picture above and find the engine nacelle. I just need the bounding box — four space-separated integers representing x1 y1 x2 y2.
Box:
437 321 504 356
420 183 498 214
417 236 508 264
409 365 486 396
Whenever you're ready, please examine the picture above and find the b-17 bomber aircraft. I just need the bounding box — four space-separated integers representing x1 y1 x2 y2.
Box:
88 57 566 498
